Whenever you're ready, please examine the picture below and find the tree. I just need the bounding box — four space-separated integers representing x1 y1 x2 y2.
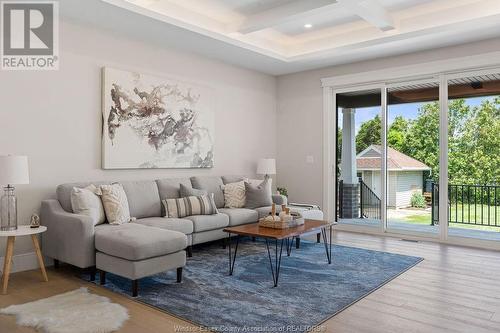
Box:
402 102 440 180
350 97 499 186
388 115 409 152
355 114 381 153
448 98 500 184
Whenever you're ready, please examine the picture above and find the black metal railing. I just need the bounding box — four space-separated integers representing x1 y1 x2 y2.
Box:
337 179 381 220
431 184 499 227
359 179 381 220
431 182 439 225
338 180 344 218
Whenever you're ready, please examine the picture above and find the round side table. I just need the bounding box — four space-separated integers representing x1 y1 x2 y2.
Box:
0 225 48 294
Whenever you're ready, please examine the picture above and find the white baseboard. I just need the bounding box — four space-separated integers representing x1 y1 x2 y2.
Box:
0 252 53 274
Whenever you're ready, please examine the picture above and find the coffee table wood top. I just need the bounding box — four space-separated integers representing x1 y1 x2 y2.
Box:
223 219 334 240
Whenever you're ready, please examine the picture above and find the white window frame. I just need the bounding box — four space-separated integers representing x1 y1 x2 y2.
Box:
322 52 500 249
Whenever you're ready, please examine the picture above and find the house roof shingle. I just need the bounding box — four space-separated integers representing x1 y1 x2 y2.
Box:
356 145 431 171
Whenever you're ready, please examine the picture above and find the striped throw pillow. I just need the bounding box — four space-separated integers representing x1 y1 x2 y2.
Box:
162 193 218 218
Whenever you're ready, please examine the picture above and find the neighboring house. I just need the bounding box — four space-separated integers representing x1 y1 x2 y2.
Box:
356 145 431 208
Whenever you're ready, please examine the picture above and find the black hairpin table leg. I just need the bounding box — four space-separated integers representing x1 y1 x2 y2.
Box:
228 233 240 275
286 237 294 257
265 238 284 287
321 226 332 264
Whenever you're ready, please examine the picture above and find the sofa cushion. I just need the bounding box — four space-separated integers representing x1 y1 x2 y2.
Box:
57 181 110 212
183 213 229 232
180 183 207 197
156 178 192 200
100 184 131 225
156 178 193 216
222 181 246 208
133 217 193 235
121 180 161 218
221 175 246 184
162 194 218 218
244 177 273 209
254 206 282 219
70 185 106 225
218 208 258 226
190 176 225 208
95 223 187 261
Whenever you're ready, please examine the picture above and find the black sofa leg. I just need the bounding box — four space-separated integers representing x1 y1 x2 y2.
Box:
317 233 321 243
177 267 183 283
89 266 96 281
53 259 59 269
296 237 301 249
100 271 106 285
222 238 227 249
252 237 256 242
186 246 193 258
132 280 138 297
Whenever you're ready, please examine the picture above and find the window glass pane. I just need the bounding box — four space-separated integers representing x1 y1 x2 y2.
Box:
386 82 440 236
447 73 500 240
336 89 382 228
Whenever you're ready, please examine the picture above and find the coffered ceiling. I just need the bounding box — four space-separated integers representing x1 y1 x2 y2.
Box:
67 0 500 74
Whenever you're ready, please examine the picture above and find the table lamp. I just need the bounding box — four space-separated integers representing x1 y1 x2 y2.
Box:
257 158 276 179
0 155 29 231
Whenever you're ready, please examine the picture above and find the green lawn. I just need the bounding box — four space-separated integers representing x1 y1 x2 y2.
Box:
391 204 500 232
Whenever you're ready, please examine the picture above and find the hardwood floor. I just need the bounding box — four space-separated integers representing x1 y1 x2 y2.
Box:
1 231 500 333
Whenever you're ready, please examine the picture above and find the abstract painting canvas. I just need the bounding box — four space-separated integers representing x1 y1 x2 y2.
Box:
102 67 214 169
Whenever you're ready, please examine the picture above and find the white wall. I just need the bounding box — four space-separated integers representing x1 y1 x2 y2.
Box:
276 38 500 208
0 20 277 258
396 171 423 208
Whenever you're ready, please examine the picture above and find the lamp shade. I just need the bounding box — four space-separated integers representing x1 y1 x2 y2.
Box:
0 155 30 185
257 158 276 175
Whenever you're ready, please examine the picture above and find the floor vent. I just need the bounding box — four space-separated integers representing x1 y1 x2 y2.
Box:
400 239 419 243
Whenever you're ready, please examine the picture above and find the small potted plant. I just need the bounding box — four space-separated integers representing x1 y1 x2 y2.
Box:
276 187 288 198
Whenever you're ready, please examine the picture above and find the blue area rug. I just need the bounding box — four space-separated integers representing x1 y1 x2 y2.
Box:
90 239 422 332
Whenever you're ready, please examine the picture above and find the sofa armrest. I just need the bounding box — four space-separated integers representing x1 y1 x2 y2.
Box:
272 194 288 206
41 199 96 268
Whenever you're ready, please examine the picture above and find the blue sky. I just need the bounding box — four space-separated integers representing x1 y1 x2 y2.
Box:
339 96 493 134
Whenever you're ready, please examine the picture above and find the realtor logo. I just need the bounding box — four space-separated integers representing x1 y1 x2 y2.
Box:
1 1 59 70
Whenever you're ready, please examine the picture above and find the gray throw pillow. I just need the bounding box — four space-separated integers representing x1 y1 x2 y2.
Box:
244 176 273 209
180 183 207 197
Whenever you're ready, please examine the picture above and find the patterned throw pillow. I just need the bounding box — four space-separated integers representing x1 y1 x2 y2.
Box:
100 184 131 225
70 184 106 226
162 193 218 218
221 181 246 208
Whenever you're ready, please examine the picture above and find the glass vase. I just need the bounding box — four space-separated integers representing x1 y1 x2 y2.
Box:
1 186 17 231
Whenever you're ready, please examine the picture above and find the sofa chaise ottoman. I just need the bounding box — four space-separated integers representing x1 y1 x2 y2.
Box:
95 223 187 296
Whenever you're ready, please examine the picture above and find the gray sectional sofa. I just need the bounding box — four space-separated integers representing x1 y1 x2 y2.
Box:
40 175 285 295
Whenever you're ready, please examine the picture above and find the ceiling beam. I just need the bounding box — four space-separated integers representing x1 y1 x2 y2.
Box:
232 0 338 34
339 0 395 31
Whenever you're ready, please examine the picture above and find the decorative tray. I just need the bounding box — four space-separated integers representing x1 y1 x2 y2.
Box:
258 216 305 229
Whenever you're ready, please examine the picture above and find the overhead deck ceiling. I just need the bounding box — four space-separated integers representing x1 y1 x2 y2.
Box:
337 73 500 107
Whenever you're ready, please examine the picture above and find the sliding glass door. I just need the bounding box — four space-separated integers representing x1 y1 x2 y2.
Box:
332 67 499 243
446 72 500 241
385 80 440 236
335 88 382 229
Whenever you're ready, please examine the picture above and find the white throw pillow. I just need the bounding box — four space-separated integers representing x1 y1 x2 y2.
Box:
70 185 105 226
100 184 131 225
222 181 246 208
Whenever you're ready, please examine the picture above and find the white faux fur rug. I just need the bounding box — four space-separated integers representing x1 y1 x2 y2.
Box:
0 287 129 333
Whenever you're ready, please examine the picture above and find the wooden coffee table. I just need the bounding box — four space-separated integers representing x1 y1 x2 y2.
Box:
223 219 334 287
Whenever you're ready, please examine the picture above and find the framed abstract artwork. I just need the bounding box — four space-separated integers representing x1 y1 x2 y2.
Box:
101 67 214 169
